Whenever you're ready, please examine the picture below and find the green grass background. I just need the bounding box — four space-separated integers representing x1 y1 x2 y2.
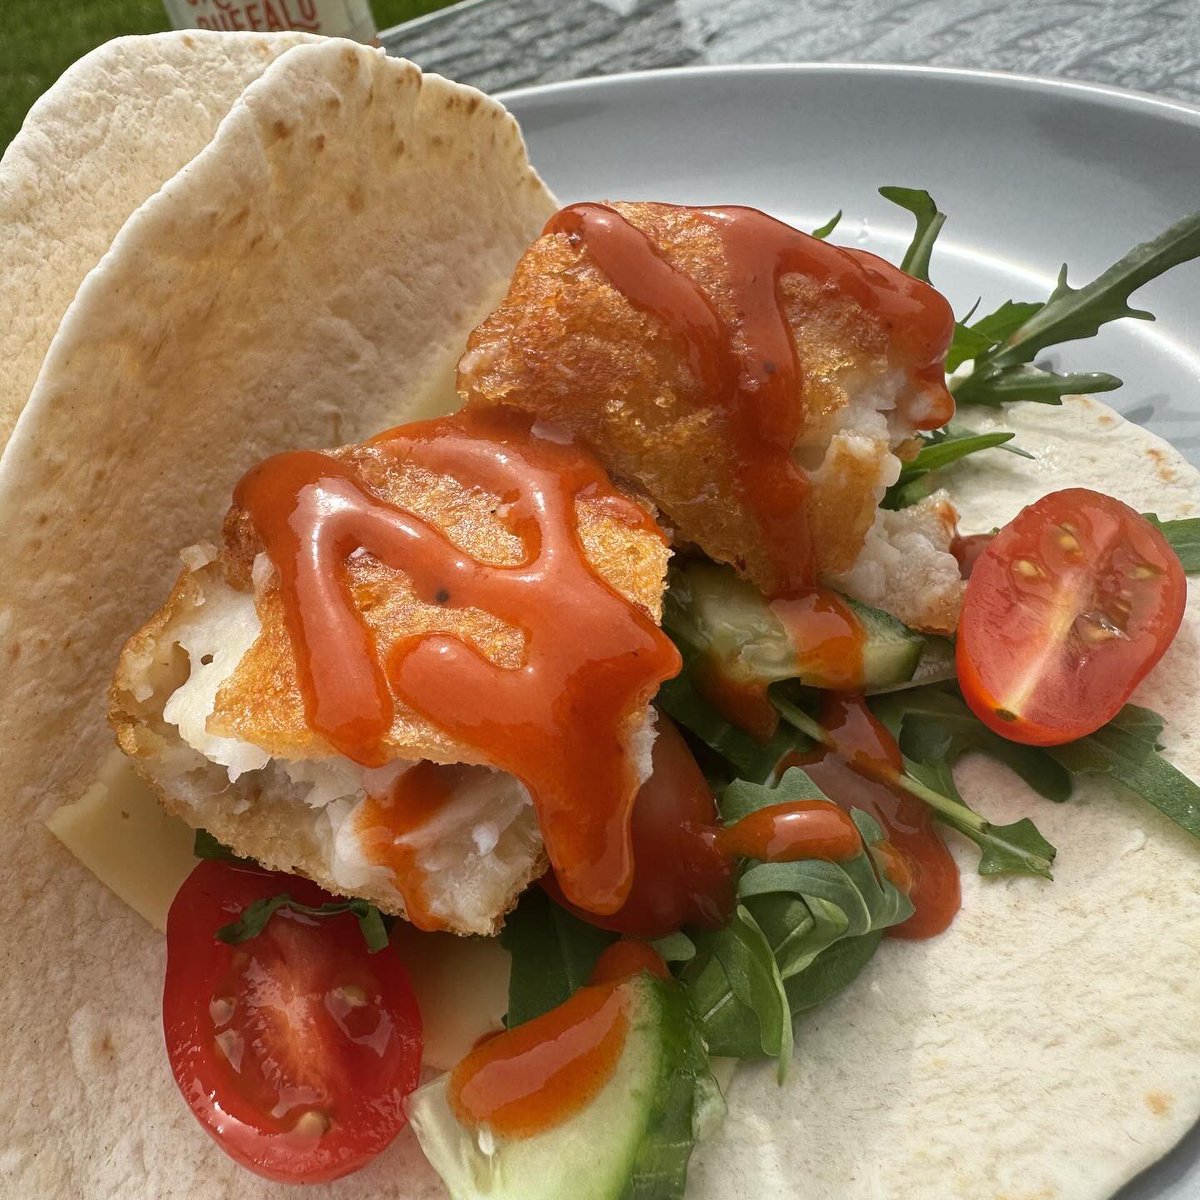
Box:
0 0 455 152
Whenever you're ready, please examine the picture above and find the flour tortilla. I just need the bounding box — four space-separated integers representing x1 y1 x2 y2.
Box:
0 39 555 1197
0 29 321 451
0 50 1196 1195
692 396 1200 1200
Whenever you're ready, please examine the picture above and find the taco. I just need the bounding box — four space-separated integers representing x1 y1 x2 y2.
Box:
2 33 1199 1200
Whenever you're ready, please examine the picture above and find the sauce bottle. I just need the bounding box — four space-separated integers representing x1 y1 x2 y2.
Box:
161 0 378 43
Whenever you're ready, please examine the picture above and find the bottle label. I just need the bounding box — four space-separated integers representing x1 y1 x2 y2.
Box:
162 0 376 42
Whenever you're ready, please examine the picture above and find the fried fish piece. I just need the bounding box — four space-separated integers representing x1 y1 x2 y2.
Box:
110 436 669 936
460 201 964 633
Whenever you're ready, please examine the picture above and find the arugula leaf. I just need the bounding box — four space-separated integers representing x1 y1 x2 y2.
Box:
774 692 1058 878
883 427 1031 509
652 932 697 963
953 363 1122 407
902 755 1058 877
216 893 391 953
993 213 1200 368
720 765 826 824
193 828 256 866
699 905 793 1080
684 805 912 1060
946 300 1044 371
870 686 1072 803
1144 514 1200 572
1045 705 1200 840
655 647 805 782
879 187 946 283
785 928 884 1013
952 213 1200 406
498 889 616 1027
811 210 842 240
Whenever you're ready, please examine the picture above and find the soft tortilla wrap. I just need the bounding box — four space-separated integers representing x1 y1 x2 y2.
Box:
0 39 555 1196
0 44 1197 1197
0 29 322 450
690 396 1200 1200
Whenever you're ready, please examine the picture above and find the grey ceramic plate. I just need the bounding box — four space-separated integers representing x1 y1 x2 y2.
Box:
498 63 1200 1198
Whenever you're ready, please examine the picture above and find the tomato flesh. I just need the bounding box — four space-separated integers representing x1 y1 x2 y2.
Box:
957 488 1186 745
164 860 422 1183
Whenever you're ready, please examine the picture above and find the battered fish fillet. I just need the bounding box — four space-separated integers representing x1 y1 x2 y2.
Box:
459 201 964 634
110 439 669 936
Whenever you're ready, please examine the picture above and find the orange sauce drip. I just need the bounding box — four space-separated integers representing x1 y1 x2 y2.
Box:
716 799 861 863
589 940 671 984
234 406 681 916
693 655 780 742
783 694 961 939
355 762 468 931
771 588 865 690
544 202 955 594
448 979 630 1139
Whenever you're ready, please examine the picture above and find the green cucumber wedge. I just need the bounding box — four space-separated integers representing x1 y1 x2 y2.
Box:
664 560 930 692
408 973 723 1200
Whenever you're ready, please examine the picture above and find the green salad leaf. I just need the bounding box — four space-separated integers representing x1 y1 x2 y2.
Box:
1145 514 1200 572
870 686 1073 803
949 212 1200 406
946 300 1043 371
653 932 698 963
954 363 1122 407
655 645 805 783
992 213 1200 367
684 780 913 1061
883 426 1032 509
700 905 793 1079
216 893 391 953
499 888 616 1027
193 828 256 866
879 186 946 283
1046 706 1200 840
811 210 842 240
902 756 1058 878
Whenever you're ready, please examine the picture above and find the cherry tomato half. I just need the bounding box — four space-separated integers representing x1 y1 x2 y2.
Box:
164 860 422 1183
957 488 1186 746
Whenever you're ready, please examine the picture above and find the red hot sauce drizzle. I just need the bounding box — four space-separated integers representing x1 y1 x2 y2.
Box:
783 694 961 939
235 406 681 917
545 714 867 939
543 202 956 596
447 941 672 1140
540 203 959 937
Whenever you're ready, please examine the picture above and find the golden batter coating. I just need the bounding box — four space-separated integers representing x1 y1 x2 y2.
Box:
460 201 939 595
112 438 669 768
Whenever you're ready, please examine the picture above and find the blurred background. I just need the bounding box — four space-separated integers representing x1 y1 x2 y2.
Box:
0 0 457 152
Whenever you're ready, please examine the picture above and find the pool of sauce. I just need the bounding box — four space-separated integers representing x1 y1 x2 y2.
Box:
545 715 869 939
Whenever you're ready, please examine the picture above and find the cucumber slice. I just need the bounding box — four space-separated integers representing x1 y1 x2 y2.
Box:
664 561 930 692
408 974 722 1200
841 596 925 689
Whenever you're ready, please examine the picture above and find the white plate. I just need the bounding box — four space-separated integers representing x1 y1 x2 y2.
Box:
499 63 1200 1199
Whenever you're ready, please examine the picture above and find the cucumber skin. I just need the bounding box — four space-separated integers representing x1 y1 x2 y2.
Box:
409 974 721 1200
668 560 929 692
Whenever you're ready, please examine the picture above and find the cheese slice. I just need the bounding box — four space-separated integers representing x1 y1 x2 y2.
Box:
46 750 198 931
390 924 512 1070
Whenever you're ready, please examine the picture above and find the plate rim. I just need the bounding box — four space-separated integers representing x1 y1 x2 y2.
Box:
492 54 1200 1200
495 60 1200 124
